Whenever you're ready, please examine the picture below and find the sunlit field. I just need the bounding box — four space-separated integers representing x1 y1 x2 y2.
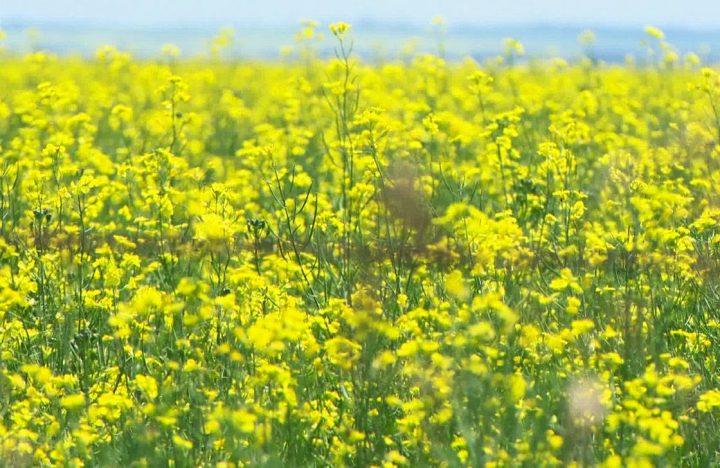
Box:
2 23 720 466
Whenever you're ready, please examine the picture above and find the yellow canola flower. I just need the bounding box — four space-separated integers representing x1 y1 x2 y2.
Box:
231 409 257 434
510 373 526 402
194 213 231 242
172 434 193 450
644 25 665 39
550 268 583 294
445 269 469 300
698 390 720 412
325 337 362 370
135 374 159 400
329 22 350 38
59 394 86 410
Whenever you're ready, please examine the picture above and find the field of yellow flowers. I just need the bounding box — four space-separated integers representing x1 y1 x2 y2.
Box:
2 22 720 466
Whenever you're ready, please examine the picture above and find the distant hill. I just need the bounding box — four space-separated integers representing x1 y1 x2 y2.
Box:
1 22 719 62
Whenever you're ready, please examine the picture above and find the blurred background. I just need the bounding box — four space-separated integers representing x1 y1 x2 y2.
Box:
1 0 719 61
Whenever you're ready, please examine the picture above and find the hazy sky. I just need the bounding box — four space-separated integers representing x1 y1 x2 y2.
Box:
1 0 719 28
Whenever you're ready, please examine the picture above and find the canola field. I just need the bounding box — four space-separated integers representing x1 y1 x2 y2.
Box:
2 23 720 466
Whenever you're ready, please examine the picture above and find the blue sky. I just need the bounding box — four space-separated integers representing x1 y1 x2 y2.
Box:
1 0 719 28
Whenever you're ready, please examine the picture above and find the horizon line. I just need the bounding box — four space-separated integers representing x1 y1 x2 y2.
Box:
2 17 720 33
